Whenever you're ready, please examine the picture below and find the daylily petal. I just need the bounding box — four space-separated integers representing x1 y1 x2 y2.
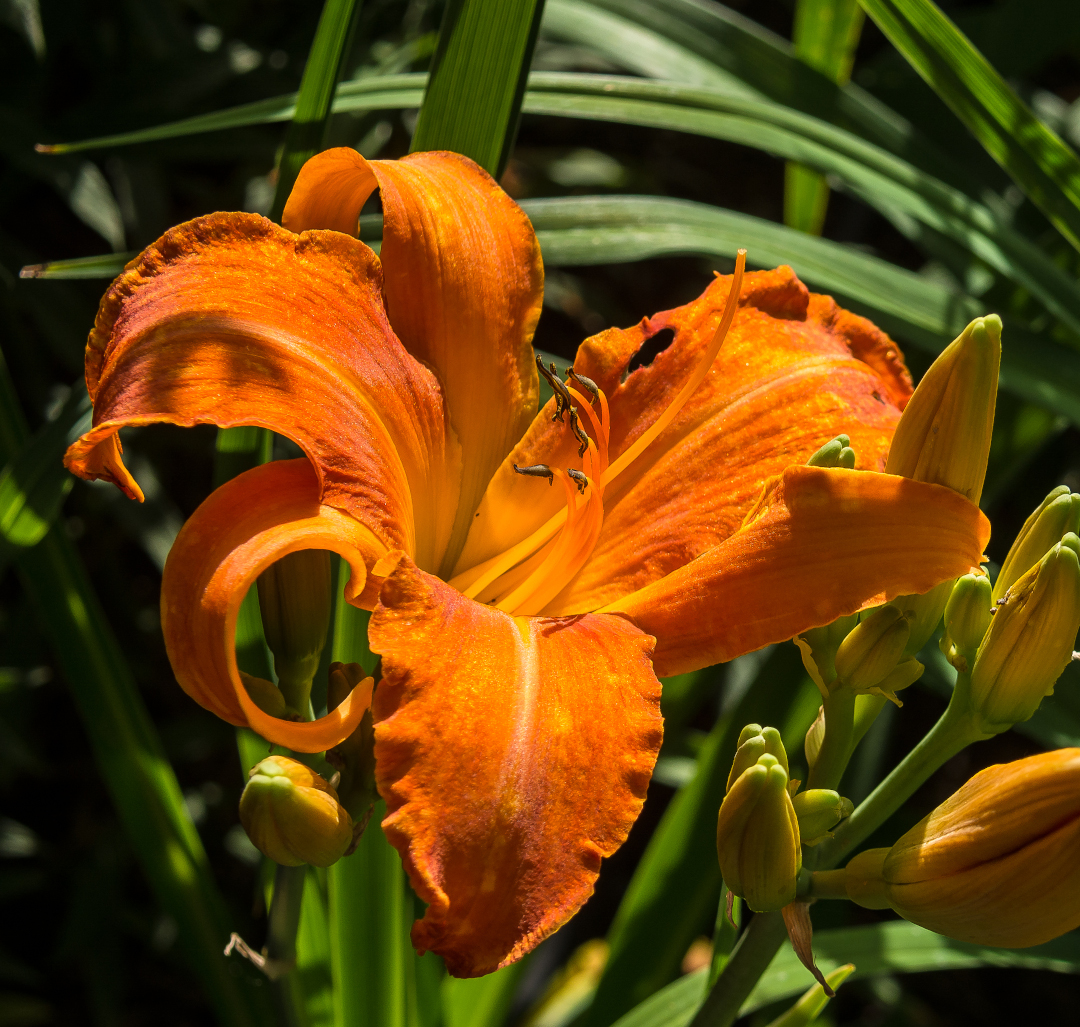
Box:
162 458 376 752
285 148 543 574
605 465 990 677
368 558 663 977
64 212 460 572
455 268 911 597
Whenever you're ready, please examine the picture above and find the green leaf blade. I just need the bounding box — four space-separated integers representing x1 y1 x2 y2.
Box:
410 0 545 175
858 0 1080 252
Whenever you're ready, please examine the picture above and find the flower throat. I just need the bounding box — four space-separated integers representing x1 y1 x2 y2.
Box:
449 250 746 616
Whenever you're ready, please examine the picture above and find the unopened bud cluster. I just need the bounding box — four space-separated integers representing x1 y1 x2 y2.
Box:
717 726 852 912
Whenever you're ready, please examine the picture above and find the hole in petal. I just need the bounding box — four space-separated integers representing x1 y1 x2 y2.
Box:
626 327 676 378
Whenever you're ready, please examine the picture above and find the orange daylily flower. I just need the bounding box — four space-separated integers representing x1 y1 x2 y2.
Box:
64 148 989 977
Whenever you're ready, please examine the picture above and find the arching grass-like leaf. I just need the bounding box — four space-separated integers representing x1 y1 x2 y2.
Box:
39 73 1080 344
607 921 1080 1027
858 0 1080 252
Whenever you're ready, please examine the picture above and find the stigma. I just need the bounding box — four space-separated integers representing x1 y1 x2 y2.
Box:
452 250 747 616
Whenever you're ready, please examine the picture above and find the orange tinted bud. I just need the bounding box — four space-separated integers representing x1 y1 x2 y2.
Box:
834 606 910 693
885 315 999 504
239 755 353 867
846 749 1080 946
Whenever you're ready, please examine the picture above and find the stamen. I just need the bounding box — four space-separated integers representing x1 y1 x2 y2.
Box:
514 463 554 485
568 370 599 399
537 355 574 422
496 468 582 612
569 408 590 458
567 387 608 474
602 249 746 489
567 469 589 494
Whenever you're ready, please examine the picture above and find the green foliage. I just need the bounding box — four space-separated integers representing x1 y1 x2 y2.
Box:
607 921 1080 1027
411 0 545 176
786 0 865 234
270 0 364 218
859 0 1080 252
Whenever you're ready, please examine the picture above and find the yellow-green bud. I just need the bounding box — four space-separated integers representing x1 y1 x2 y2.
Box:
874 658 924 702
969 536 1080 730
844 749 1080 947
888 578 954 657
257 548 333 712
794 614 858 695
804 707 825 769
807 434 855 469
717 753 800 912
941 573 992 671
727 724 788 790
834 606 911 692
885 314 1000 504
239 755 353 867
993 487 1080 603
792 789 853 845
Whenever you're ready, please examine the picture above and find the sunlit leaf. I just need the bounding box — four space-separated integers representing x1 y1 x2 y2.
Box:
0 384 87 571
858 0 1080 252
410 0 545 176
521 194 1080 427
786 0 865 234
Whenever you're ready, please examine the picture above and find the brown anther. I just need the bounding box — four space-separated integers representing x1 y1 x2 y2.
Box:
514 463 554 486
567 469 589 494
568 369 599 398
569 408 589 458
537 355 573 423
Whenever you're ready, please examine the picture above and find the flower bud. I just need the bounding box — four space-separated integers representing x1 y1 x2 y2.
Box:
834 606 910 693
941 573 992 671
888 579 953 657
885 314 1000 504
717 752 801 912
804 707 825 769
993 487 1080 602
727 723 788 789
239 755 353 867
969 536 1080 730
792 789 853 845
807 434 855 469
794 614 858 695
845 749 1080 947
257 548 333 710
